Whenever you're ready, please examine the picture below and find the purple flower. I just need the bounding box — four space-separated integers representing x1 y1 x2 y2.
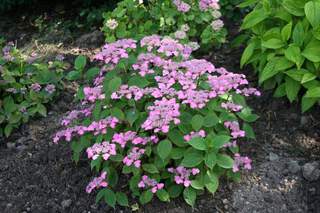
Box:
30 83 41 92
45 84 56 94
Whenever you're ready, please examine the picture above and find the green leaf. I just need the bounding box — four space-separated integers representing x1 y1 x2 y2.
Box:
191 114 204 131
305 1 320 28
284 45 304 68
168 185 183 198
281 22 292 41
204 171 219 194
183 187 197 207
4 124 13 137
302 73 317 84
104 188 116 208
203 113 219 127
205 150 217 169
292 22 305 46
96 189 106 203
156 189 170 202
142 164 159 174
140 190 153 204
168 129 187 147
85 67 100 80
240 42 256 68
216 154 234 169
66 70 81 80
75 55 87 71
238 108 259 122
301 95 317 112
305 87 320 98
181 149 204 167
108 77 122 93
302 39 320 62
36 103 47 117
188 137 207 150
274 83 286 98
282 0 305 16
243 123 256 139
212 135 231 149
157 139 172 160
262 39 285 49
116 192 129 207
285 76 301 102
241 9 268 29
128 75 150 88
111 107 125 120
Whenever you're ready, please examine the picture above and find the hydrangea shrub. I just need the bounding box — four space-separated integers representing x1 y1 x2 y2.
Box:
54 36 259 207
102 0 227 48
0 42 66 137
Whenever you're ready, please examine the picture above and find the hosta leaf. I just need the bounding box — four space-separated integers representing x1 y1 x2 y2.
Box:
262 39 285 49
305 87 320 98
302 39 320 62
305 1 320 28
285 76 301 102
241 9 268 29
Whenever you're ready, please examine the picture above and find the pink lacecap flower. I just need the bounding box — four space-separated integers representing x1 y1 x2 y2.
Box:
173 0 191 13
168 166 200 187
86 171 108 193
138 175 164 193
224 121 245 139
123 147 145 168
184 130 206 141
233 153 252 172
86 141 117 161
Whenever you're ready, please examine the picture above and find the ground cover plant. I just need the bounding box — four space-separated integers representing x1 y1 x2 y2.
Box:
0 41 66 137
240 0 320 112
102 0 227 49
54 35 260 208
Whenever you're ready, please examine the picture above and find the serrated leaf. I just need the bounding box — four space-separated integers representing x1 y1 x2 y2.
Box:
183 187 196 207
116 192 129 207
191 114 204 131
157 140 172 160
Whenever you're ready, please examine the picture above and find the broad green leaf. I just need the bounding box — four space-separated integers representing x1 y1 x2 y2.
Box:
168 129 187 147
140 190 153 204
191 114 204 131
205 171 219 194
302 39 320 62
203 113 219 127
181 149 203 167
282 0 305 16
183 187 196 207
116 192 129 207
281 22 292 41
292 22 305 46
128 75 150 88
75 55 87 71
212 135 231 149
168 185 183 198
108 77 122 92
285 76 301 102
284 45 304 68
104 188 116 208
262 39 285 49
142 164 159 174
205 150 217 169
66 70 81 80
305 1 320 28
216 154 234 169
157 139 172 159
156 189 170 202
305 87 320 98
301 95 317 112
243 123 256 139
302 73 317 84
188 137 207 150
85 67 100 80
241 42 256 68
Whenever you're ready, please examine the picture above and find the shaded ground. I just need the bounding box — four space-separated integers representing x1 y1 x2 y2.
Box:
1 7 320 213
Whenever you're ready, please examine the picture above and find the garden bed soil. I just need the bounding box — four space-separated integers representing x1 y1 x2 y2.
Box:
1 8 320 213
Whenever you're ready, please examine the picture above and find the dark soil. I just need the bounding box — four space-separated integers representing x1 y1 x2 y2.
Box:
1 7 320 213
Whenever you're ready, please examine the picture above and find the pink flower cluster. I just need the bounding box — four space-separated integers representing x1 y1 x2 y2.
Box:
168 166 200 187
86 141 117 161
221 102 243 112
142 98 180 133
83 86 105 103
237 88 261 97
132 53 163 76
86 171 108 193
199 0 220 11
224 121 245 139
173 0 191 13
233 153 252 172
61 107 92 126
184 130 206 141
123 147 145 168
138 175 164 193
30 83 41 92
112 131 158 148
111 85 145 101
95 39 137 64
53 117 119 143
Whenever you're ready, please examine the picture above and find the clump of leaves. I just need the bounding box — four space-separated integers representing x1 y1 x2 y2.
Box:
102 0 227 50
240 0 320 112
0 42 67 137
54 35 259 208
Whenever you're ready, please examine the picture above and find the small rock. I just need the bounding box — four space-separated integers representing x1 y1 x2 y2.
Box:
287 161 301 174
75 30 104 48
6 203 13 208
302 162 320 181
61 199 72 209
16 144 28 151
300 116 309 126
222 199 229 204
6 142 15 149
269 152 279 161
